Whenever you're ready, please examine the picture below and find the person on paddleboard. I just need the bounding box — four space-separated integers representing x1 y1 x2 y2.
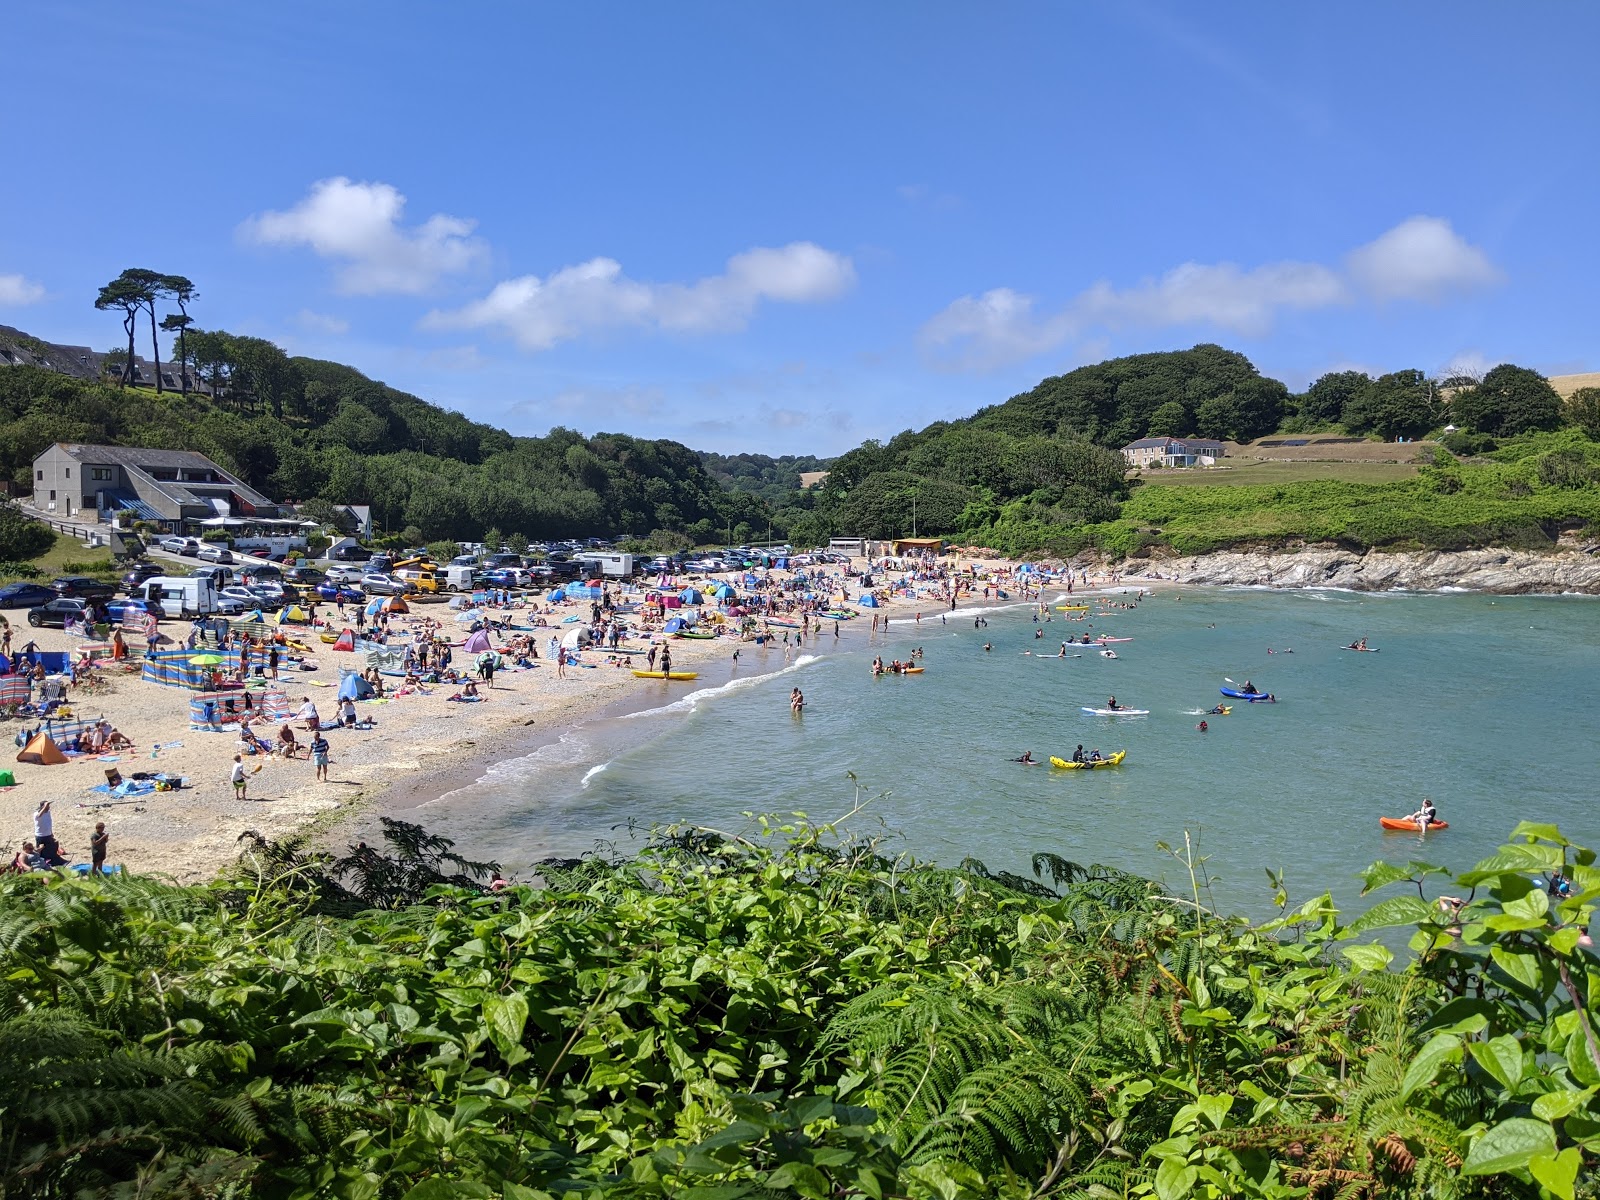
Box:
1106 696 1120 710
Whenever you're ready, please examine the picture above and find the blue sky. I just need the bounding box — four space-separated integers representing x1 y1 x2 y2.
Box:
2 3 1596 455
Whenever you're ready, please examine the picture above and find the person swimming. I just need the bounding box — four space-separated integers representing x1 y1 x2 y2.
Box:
1197 720 1208 732
1015 751 1037 764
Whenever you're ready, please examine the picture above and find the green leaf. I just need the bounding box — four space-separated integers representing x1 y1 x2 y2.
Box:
1511 821 1569 846
1460 1117 1557 1175
401 1180 494 1200
1340 943 1394 972
1529 1147 1581 1200
1154 1157 1197 1200
483 992 528 1059
1532 1088 1595 1122
1490 945 1545 992
1568 1032 1600 1087
1399 1033 1462 1101
1359 859 1448 895
1348 894 1440 934
1468 1035 1525 1091
1194 1094 1233 1130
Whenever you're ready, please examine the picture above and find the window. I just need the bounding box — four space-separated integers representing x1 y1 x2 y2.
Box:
91 468 113 481
64 467 71 479
35 470 42 481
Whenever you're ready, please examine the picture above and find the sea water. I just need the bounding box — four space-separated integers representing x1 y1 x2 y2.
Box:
418 588 1600 920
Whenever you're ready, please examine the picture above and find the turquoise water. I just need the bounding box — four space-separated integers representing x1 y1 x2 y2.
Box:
418 588 1600 920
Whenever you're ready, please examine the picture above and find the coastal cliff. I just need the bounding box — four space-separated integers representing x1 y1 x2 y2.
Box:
1121 545 1600 594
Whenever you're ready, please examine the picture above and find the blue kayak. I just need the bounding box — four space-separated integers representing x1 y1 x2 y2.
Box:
1221 687 1275 702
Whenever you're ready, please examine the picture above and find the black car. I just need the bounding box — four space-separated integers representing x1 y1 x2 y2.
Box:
53 576 117 602
0 581 58 609
121 562 163 591
285 566 326 586
28 598 93 628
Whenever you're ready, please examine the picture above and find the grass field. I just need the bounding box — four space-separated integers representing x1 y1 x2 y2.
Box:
1133 459 1418 487
0 532 118 586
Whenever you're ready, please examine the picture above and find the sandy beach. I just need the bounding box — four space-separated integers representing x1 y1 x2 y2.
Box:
3 555 1076 880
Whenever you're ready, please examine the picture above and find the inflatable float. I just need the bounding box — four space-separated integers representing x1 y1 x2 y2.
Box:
1049 750 1126 769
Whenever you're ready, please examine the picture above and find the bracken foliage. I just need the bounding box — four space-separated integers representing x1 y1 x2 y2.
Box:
1 815 1599 1198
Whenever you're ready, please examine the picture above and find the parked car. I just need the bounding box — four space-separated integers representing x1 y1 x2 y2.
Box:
105 597 151 623
360 573 414 596
315 583 365 604
159 536 200 556
485 552 524 569
328 543 373 562
0 582 58 609
220 586 284 612
196 544 235 564
480 567 526 589
323 565 365 584
120 562 164 591
53 576 117 602
242 562 283 581
27 598 93 628
285 566 326 586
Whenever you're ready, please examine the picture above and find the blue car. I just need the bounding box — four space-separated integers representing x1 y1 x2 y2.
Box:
105 598 151 623
0 582 57 609
316 583 365 604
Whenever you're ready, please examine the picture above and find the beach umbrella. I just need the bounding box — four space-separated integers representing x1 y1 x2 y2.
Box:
189 653 225 665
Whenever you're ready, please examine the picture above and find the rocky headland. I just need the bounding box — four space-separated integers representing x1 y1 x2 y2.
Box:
1121 546 1600 594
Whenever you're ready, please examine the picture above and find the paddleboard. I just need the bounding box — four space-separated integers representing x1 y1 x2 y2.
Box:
1341 645 1381 652
1080 706 1149 716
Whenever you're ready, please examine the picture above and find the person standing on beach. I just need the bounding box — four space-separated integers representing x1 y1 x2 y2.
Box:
90 822 108 874
647 645 658 670
660 646 673 675
310 731 330 782
231 754 248 801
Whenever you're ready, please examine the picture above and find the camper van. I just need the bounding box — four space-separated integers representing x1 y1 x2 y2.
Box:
140 575 223 618
393 557 440 593
576 552 635 578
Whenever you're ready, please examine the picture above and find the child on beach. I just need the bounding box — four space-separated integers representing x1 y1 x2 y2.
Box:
231 754 248 801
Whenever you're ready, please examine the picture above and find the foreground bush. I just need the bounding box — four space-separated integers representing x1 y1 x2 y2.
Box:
1 817 1597 1198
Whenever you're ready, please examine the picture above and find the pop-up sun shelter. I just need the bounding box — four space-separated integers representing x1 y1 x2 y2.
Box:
331 629 357 652
859 593 880 608
337 672 375 701
16 733 68 765
461 628 493 655
663 616 694 634
561 627 592 650
679 587 703 605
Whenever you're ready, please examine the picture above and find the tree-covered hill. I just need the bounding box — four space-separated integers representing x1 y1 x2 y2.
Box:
0 351 772 546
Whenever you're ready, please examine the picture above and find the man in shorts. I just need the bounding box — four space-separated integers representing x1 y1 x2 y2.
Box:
310 731 330 782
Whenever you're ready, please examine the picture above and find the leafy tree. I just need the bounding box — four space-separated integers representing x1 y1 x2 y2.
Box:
1566 387 1600 442
1301 369 1372 424
1452 364 1564 437
1147 399 1189 436
1193 392 1242 440
0 498 54 559
1343 369 1438 440
93 270 152 387
158 273 197 394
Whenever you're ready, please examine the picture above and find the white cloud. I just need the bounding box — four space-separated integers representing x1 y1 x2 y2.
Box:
921 216 1501 371
1076 261 1348 335
1346 216 1503 302
0 273 45 307
425 242 854 351
241 177 486 295
918 288 1076 371
294 308 350 335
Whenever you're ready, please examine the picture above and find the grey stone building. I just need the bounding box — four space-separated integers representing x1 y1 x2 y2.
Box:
31 443 279 527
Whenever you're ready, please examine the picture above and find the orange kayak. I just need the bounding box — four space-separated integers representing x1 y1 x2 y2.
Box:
1379 817 1449 832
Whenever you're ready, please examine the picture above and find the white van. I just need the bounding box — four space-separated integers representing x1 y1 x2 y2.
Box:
578 552 635 578
444 565 477 591
140 575 223 618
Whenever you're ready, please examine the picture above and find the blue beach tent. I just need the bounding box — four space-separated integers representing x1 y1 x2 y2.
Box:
859 593 880 608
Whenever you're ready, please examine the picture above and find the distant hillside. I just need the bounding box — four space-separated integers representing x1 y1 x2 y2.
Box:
0 324 775 546
695 450 832 506
1551 372 1600 399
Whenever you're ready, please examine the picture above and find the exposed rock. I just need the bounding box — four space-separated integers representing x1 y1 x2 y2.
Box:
1121 547 1600 594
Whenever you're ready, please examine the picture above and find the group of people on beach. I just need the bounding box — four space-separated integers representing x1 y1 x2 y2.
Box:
7 800 109 876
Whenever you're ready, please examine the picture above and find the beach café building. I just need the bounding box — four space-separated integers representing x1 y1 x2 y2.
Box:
1120 437 1225 469
31 443 283 530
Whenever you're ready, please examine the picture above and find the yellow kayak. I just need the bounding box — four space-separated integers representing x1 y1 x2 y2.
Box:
1049 750 1127 770
1055 604 1090 611
631 670 699 680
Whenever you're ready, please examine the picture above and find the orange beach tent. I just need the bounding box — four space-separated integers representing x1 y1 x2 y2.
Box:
17 733 68 765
